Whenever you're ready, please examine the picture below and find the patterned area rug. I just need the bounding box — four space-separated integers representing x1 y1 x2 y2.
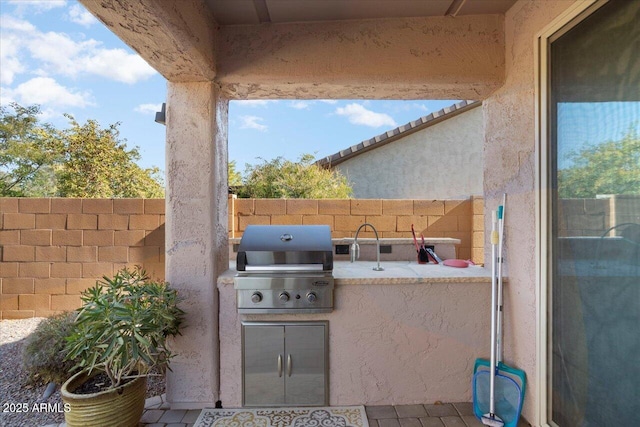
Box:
193 406 369 427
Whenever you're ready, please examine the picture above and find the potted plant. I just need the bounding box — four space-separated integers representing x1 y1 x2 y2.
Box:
62 267 184 427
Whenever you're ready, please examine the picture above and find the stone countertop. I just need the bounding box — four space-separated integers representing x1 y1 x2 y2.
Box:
229 237 461 245
218 260 493 285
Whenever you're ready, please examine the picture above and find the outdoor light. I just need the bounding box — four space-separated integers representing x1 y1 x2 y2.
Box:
154 103 166 125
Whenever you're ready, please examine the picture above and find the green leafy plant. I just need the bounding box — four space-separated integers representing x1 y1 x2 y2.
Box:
65 267 184 390
23 312 79 385
558 128 640 198
1 103 164 198
236 154 353 198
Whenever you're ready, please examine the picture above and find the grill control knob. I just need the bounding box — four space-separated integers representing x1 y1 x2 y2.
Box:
251 292 262 304
279 292 290 302
306 292 317 303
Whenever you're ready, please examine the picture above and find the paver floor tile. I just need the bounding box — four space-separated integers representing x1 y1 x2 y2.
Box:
158 409 187 423
366 405 398 419
181 409 202 423
462 415 484 426
418 417 445 427
424 404 457 417
378 419 401 427
399 417 422 427
452 402 474 416
440 415 467 427
140 409 165 424
396 404 428 418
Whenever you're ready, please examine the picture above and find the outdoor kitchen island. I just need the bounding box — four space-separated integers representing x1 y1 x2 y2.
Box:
217 261 494 408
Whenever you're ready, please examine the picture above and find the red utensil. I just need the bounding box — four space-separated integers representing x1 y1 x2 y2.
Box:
411 224 429 264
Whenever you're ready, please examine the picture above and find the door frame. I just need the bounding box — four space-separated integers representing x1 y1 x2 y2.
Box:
534 1 609 426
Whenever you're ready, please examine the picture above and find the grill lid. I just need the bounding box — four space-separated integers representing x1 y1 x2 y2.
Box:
236 225 333 271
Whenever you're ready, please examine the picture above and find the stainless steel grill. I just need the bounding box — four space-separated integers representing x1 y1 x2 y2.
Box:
234 225 334 314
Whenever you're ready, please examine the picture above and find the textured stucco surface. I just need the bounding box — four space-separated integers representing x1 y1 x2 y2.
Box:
76 0 590 421
79 0 218 81
165 82 228 409
335 107 483 199
483 1 574 424
217 15 504 100
218 279 491 407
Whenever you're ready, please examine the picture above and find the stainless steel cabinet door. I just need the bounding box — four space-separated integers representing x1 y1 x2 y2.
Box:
243 325 285 406
284 324 327 406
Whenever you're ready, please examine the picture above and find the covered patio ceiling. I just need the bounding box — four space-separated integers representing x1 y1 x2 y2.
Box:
206 0 518 25
79 0 516 99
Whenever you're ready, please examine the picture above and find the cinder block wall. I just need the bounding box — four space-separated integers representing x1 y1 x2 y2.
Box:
229 196 484 263
1 196 485 319
472 197 484 265
557 196 640 237
0 198 165 319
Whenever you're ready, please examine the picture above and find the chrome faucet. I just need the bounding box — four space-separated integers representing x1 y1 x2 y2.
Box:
351 223 384 271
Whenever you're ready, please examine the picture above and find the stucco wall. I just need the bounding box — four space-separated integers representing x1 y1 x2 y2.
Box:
218 15 505 100
164 81 228 408
334 107 483 199
484 1 575 424
218 279 491 407
75 0 590 420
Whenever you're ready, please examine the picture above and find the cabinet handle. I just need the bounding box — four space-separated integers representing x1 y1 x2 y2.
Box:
278 354 283 377
287 354 292 377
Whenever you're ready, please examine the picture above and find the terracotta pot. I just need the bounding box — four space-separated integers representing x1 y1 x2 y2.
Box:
61 371 147 427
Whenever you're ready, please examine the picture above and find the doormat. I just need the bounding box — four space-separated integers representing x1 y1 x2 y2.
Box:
193 406 369 427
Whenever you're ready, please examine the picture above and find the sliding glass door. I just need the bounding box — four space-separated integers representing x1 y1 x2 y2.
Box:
548 1 639 426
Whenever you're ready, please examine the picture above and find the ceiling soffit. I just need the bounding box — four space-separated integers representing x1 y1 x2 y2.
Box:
80 0 513 98
206 0 517 25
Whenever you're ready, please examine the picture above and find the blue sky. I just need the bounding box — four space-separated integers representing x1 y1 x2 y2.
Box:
229 99 460 171
557 102 639 169
0 0 462 175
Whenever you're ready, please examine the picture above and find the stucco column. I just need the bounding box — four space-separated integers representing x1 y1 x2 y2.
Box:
165 81 228 409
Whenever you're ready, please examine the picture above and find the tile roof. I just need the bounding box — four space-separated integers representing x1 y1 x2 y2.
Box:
317 100 481 168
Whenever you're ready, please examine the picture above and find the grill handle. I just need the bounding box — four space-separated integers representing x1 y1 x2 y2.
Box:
278 354 283 377
287 354 292 377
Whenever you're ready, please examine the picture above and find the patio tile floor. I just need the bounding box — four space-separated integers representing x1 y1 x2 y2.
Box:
42 397 531 427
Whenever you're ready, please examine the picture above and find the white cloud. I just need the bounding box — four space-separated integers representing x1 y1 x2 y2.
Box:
1 13 156 85
68 4 98 27
235 100 276 107
8 0 67 15
0 14 37 32
0 32 26 84
4 77 94 108
290 101 311 110
135 103 162 114
79 48 156 84
319 100 338 104
0 87 16 106
0 55 24 85
240 115 267 132
335 103 397 128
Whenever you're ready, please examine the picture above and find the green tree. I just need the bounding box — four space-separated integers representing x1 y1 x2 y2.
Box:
228 160 242 187
236 154 352 198
57 115 164 198
0 104 62 196
0 104 164 198
558 129 640 198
